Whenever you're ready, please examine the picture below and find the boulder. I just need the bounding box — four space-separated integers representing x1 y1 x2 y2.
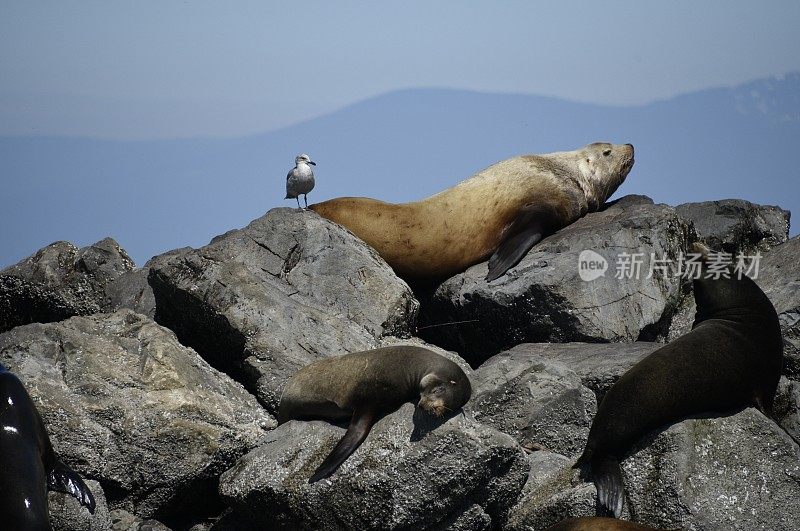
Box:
0 310 272 525
508 409 800 530
756 236 800 379
667 204 791 341
105 248 190 319
219 403 529 530
50 479 113 531
674 199 789 255
149 208 419 412
110 509 173 531
0 238 136 331
469 346 597 458
420 196 694 365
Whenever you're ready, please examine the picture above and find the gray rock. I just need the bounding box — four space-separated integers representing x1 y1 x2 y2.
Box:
50 479 113 531
0 310 272 523
219 403 529 530
668 202 791 341
469 346 597 457
421 196 694 365
756 236 800 379
621 408 800 530
507 342 660 401
0 238 136 331
105 248 190 319
675 199 789 255
509 409 800 531
149 208 419 412
775 376 800 446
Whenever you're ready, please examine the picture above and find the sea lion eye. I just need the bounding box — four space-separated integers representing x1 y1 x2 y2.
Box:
602 149 612 157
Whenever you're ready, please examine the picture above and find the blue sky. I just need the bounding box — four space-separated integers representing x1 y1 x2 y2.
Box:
1 1 799 139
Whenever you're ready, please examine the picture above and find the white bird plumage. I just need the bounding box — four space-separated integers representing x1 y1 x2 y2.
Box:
285 153 316 209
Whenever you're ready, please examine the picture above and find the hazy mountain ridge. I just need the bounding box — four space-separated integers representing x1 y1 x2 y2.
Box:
1 74 798 267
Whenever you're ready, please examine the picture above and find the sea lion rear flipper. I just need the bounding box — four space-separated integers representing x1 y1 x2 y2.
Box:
48 460 96 514
486 203 560 282
592 456 624 518
309 408 376 483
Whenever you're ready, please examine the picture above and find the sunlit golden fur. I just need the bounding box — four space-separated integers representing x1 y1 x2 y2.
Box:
311 142 633 282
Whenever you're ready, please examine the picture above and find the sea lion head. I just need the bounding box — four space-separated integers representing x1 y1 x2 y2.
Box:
417 370 472 417
577 142 635 209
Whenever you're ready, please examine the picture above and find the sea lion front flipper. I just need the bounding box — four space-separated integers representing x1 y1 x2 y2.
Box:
309 408 377 483
486 203 561 282
47 460 96 514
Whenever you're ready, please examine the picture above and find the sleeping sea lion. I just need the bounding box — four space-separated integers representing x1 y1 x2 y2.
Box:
575 242 783 517
310 142 634 283
278 345 472 482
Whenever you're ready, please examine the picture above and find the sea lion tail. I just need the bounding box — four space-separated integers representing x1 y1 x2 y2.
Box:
592 456 624 518
48 460 97 514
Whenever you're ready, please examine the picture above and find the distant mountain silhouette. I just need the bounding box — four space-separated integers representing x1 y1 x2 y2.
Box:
1 73 798 267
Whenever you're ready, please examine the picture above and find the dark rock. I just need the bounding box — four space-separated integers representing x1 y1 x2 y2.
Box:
110 509 173 531
149 208 419 412
50 479 113 531
420 196 694 365
0 310 271 525
675 199 789 255
219 403 529 530
0 238 135 331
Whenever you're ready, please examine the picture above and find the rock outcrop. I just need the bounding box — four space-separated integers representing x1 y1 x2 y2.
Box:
149 208 419 412
420 196 694 365
219 403 529 530
0 238 136 331
0 310 271 527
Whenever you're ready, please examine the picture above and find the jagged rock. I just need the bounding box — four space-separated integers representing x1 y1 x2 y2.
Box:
757 236 800 379
674 199 789 255
775 377 800 446
219 403 529 530
110 509 173 531
0 310 272 526
666 203 791 340
149 208 419 412
50 479 113 531
0 238 136 331
509 409 800 530
105 248 190 319
469 346 597 457
420 196 694 365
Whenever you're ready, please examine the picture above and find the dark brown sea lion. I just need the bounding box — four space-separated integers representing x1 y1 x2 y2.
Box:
575 242 783 517
0 363 95 530
310 142 634 283
278 345 472 482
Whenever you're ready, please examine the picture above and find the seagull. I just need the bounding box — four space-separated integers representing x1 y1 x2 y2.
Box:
285 153 316 209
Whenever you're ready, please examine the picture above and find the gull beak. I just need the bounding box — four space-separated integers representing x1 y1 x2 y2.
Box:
308 160 316 166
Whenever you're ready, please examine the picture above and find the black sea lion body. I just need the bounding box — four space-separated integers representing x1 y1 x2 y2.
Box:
576 243 783 517
311 142 634 283
279 346 472 482
0 364 95 529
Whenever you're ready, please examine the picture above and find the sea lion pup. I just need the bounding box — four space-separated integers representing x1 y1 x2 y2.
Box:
0 363 96 529
310 142 634 283
544 516 677 531
278 345 472 483
575 242 783 518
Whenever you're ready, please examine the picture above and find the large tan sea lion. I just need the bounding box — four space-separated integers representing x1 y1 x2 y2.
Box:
310 142 634 283
575 242 783 518
278 346 472 483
